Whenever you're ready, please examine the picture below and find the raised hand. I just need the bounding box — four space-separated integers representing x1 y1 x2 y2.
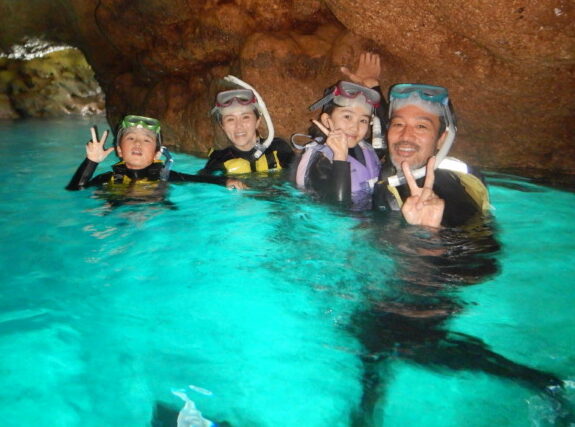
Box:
340 52 381 88
312 118 348 161
401 156 444 228
86 127 114 163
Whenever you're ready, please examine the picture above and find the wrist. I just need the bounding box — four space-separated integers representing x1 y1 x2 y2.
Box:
364 79 380 88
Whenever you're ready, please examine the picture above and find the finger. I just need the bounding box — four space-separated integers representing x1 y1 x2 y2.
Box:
90 127 98 143
326 117 338 132
366 52 375 64
100 130 109 145
401 161 419 195
423 156 436 189
312 119 330 136
340 66 352 78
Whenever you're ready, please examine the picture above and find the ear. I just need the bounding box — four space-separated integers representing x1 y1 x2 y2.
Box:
115 145 123 158
255 116 262 128
154 150 162 161
320 113 331 129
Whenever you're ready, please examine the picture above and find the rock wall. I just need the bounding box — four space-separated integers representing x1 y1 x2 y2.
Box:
0 0 573 172
0 48 105 118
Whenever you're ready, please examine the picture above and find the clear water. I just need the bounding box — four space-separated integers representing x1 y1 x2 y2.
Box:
0 117 573 427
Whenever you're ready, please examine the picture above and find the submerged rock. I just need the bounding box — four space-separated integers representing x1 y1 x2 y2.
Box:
0 0 573 173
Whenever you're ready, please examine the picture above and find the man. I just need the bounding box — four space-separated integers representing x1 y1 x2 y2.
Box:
67 115 246 192
372 84 490 228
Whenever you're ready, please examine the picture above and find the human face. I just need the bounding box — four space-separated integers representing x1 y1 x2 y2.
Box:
116 128 158 170
387 104 445 170
220 107 261 152
321 104 371 148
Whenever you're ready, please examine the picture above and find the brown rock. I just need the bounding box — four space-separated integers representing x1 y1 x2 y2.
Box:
0 0 573 173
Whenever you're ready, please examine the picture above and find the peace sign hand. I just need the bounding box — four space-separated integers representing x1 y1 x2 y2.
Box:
401 156 444 228
312 118 348 161
86 127 114 163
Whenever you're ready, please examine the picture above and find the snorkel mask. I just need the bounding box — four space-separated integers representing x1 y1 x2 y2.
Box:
116 115 163 149
212 76 275 160
308 81 381 113
211 89 260 116
386 84 456 187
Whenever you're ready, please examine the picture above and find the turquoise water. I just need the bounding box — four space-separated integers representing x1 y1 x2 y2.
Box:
0 117 573 426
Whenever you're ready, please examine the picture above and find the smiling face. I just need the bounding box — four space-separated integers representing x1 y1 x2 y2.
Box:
220 106 261 152
116 127 158 170
321 104 371 148
387 104 446 170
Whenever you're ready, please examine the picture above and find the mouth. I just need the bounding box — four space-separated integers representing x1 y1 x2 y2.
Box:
393 141 419 157
131 149 142 156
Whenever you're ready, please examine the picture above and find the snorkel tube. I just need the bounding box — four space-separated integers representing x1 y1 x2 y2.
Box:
371 115 384 151
387 97 456 187
159 146 173 181
223 75 275 160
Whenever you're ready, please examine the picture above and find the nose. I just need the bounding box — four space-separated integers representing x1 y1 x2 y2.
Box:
399 124 416 140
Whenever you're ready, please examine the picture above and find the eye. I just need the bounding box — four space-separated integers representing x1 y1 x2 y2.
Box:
360 118 369 125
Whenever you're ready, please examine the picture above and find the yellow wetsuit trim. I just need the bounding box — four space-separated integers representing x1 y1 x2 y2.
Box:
223 151 283 175
454 171 491 212
387 184 403 208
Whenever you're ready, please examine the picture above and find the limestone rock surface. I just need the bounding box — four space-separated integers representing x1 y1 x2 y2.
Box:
0 0 573 172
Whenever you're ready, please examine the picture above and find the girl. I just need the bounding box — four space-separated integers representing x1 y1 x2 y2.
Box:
293 81 383 209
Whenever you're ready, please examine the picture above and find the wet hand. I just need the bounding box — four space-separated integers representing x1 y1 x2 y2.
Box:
312 118 348 161
86 127 114 163
401 156 444 228
340 52 381 88
226 178 248 190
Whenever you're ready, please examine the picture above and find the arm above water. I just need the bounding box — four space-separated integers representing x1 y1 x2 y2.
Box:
66 127 114 190
66 158 100 190
307 154 352 205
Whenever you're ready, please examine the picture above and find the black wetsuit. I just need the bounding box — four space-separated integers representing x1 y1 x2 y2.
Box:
294 145 369 206
199 138 294 175
66 158 228 191
373 163 487 227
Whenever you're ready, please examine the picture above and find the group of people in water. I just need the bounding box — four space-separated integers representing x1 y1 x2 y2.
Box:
66 52 573 426
67 52 490 229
